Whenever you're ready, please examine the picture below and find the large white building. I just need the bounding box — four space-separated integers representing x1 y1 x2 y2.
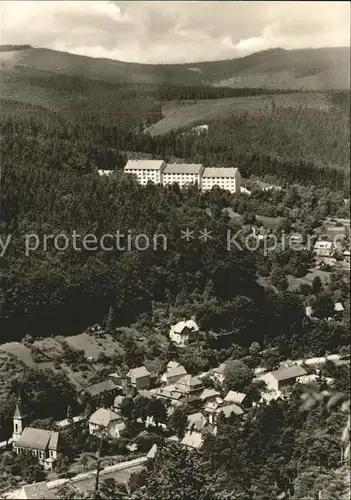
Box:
123 159 241 193
202 167 241 194
124 159 166 185
162 163 204 188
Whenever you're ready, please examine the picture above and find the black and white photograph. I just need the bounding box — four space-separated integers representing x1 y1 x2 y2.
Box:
0 1 350 498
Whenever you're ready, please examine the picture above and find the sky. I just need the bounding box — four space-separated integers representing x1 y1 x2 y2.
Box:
1 1 350 64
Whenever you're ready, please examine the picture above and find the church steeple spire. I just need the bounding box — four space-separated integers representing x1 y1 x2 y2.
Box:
13 386 27 443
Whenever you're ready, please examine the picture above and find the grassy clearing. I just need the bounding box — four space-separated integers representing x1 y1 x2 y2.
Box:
145 92 333 136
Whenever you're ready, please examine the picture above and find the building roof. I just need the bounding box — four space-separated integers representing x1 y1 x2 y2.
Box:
334 302 345 312
314 241 333 249
202 167 238 178
124 159 165 171
127 366 150 379
89 408 121 427
181 431 204 449
223 391 247 404
271 365 307 381
153 387 183 400
187 412 207 431
200 388 220 401
176 375 203 390
98 169 115 176
15 427 53 451
171 319 199 334
203 401 220 413
83 379 118 398
218 403 244 418
17 482 57 500
164 163 203 175
146 443 158 459
163 364 187 380
48 431 59 451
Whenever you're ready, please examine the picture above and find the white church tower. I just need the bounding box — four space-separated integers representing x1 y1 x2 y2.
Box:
12 389 27 443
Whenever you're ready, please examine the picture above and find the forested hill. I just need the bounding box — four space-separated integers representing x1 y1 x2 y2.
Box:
0 45 349 90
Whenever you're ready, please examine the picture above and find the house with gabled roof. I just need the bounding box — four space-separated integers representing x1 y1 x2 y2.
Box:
175 374 203 396
258 365 307 393
187 412 207 432
223 390 251 407
181 431 204 450
161 361 188 385
89 408 125 438
126 366 151 389
169 318 199 347
210 362 227 386
79 379 120 406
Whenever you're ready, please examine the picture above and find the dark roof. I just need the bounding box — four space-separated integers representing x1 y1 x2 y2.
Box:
83 379 117 397
272 365 307 381
15 427 52 451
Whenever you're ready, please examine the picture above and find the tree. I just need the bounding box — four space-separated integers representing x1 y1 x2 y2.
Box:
104 306 115 333
313 293 335 319
133 443 219 500
270 264 285 287
223 360 253 392
169 406 188 439
249 342 261 356
311 275 323 295
147 398 168 428
67 404 74 424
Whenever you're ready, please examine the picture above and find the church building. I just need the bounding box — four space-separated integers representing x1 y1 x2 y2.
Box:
12 391 60 471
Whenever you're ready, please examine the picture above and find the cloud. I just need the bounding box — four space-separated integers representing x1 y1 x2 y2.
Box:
0 1 349 63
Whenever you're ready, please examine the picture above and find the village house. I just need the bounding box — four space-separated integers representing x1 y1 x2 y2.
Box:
314 240 334 258
181 431 204 450
199 388 221 403
258 365 307 393
214 403 244 422
223 390 251 408
79 379 120 407
126 366 151 389
191 124 209 135
175 374 204 398
12 393 59 471
161 361 188 385
113 395 125 413
187 412 207 432
150 386 184 406
97 169 115 177
169 318 199 347
210 362 227 386
343 249 350 265
88 408 125 438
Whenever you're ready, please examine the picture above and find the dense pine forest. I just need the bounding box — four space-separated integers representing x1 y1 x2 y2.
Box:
0 83 349 351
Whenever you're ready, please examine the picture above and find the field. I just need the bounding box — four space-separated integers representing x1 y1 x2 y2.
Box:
145 92 337 136
0 326 168 399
